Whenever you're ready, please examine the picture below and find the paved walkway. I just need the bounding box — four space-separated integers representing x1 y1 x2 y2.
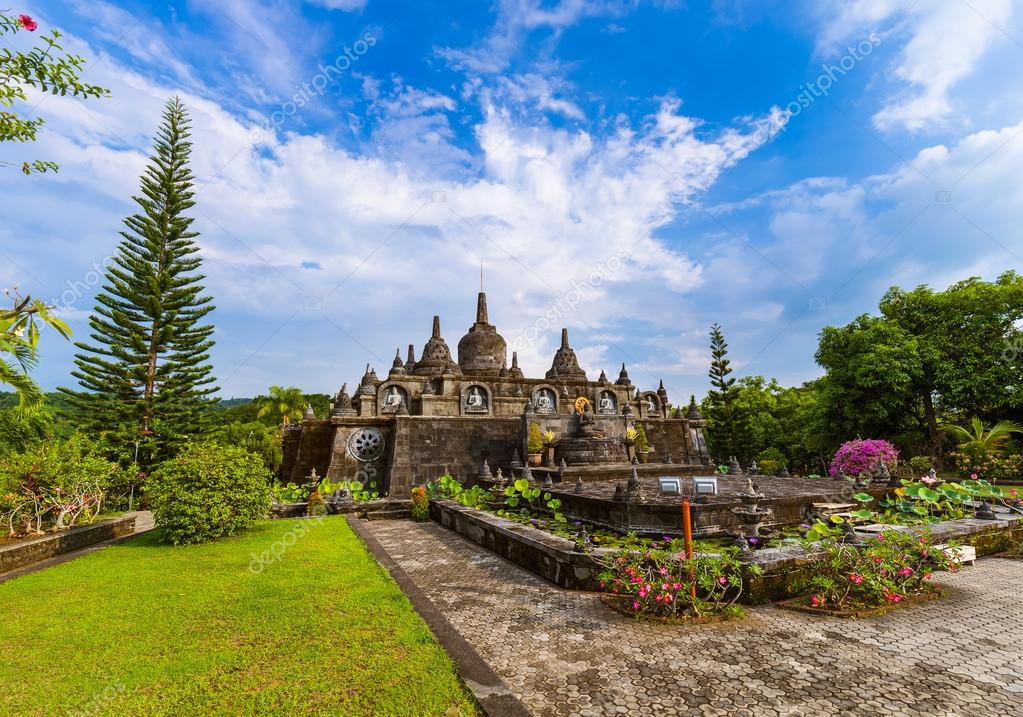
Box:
365 520 1023 717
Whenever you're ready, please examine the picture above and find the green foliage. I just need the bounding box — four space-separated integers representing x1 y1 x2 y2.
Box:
0 436 117 536
60 98 218 465
527 423 543 453
256 385 307 426
634 423 649 453
1 290 72 412
597 541 760 619
877 478 1009 524
756 447 787 475
214 420 282 472
148 442 270 545
942 418 1023 472
427 473 492 509
502 478 564 522
705 323 750 461
909 455 933 475
270 481 308 503
0 13 108 173
797 530 954 609
410 486 429 521
0 406 51 454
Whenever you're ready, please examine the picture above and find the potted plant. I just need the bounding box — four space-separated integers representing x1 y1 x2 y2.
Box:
542 430 557 467
623 427 638 462
635 423 650 463
527 423 544 466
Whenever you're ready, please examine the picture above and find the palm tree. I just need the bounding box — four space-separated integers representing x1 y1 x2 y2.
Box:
256 385 307 426
941 417 1023 458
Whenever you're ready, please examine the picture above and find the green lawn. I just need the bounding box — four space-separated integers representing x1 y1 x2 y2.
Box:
0 518 477 716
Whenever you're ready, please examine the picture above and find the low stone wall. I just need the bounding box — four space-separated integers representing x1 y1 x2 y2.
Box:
0 515 137 574
429 499 610 590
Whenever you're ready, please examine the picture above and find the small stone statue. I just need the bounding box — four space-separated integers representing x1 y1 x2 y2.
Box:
574 475 584 493
494 467 506 488
574 525 591 552
541 472 554 490
748 460 760 475
479 459 493 481
728 456 742 475
779 465 790 478
734 529 750 552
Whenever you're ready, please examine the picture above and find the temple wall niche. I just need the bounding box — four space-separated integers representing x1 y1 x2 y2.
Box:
287 420 336 483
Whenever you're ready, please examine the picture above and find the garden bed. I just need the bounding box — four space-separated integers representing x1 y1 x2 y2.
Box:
775 589 944 619
0 514 136 574
599 594 741 624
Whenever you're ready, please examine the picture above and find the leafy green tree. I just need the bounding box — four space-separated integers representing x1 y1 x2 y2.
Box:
256 385 308 426
215 420 283 472
705 323 749 461
815 315 923 446
1 12 108 173
61 98 218 459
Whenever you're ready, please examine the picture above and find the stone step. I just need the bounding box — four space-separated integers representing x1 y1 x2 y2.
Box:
364 509 411 521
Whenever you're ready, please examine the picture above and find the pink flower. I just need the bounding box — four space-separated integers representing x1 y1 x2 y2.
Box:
632 601 640 610
876 534 885 542
970 473 978 480
672 582 682 590
658 566 668 576
849 573 863 585
664 593 673 603
810 595 821 607
18 14 37 31
898 567 913 577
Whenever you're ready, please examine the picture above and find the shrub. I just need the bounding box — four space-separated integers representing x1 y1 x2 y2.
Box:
306 490 327 516
757 447 787 476
410 486 429 521
148 443 271 545
0 436 116 536
634 423 650 453
829 439 899 477
527 423 543 454
797 529 953 609
951 451 1023 483
597 541 758 619
908 455 933 475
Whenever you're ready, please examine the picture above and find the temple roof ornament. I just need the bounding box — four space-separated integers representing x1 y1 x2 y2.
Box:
331 383 357 417
457 291 508 376
358 364 379 395
597 369 609 385
389 348 407 376
413 315 461 376
546 328 588 381
616 362 631 386
686 395 702 420
405 344 416 371
508 351 524 379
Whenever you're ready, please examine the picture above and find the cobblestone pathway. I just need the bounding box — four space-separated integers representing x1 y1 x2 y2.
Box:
365 520 1023 717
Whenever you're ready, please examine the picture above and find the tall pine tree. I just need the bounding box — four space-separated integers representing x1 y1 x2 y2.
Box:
61 98 217 458
705 323 749 462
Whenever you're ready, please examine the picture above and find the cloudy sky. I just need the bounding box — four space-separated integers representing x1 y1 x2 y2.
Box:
4 0 1022 402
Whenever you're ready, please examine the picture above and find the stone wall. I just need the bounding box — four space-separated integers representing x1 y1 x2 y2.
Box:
0 515 137 574
286 420 336 484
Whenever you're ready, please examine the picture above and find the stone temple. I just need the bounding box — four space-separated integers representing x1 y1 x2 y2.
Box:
280 291 711 496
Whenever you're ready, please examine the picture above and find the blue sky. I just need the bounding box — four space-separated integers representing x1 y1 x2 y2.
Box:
4 0 1022 403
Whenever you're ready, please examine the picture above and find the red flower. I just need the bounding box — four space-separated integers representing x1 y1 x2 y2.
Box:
18 14 37 31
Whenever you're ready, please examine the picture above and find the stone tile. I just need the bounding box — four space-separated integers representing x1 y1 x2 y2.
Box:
365 520 1023 717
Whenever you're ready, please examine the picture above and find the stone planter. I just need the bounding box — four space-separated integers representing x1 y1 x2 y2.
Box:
0 515 137 574
527 453 543 467
776 589 944 619
637 451 649 464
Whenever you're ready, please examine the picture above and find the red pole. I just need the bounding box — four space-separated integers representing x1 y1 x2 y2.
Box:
682 498 696 601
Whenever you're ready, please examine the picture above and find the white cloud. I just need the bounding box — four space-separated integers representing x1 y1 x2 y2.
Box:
4 22 780 396
306 0 368 10
814 0 1013 132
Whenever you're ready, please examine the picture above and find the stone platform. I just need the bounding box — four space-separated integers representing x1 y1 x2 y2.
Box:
542 474 888 537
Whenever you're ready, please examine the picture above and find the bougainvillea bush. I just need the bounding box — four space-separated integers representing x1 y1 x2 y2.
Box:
597 540 760 619
797 529 954 610
829 438 899 477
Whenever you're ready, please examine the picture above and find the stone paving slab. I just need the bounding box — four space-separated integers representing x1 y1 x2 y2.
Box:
364 520 1023 717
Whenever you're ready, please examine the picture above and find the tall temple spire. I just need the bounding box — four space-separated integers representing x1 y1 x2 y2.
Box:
561 327 570 349
432 315 441 338
476 291 489 324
